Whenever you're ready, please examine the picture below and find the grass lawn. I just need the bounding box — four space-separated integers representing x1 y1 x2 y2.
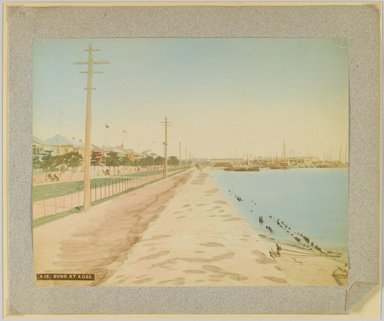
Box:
33 176 165 228
32 166 191 227
33 167 187 202
33 176 133 201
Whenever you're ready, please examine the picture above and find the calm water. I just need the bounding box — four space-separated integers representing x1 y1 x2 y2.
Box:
211 168 348 251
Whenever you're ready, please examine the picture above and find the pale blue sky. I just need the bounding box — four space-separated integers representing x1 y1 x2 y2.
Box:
33 38 348 159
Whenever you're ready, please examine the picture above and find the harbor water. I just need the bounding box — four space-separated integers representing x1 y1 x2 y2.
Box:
211 168 348 251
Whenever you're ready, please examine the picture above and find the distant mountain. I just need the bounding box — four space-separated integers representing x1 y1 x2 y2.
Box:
44 135 72 146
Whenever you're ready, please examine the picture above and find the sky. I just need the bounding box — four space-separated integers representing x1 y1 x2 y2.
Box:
33 38 349 160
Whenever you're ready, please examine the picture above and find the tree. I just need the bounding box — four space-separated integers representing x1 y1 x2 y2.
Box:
41 150 56 172
139 156 155 167
33 155 42 169
105 151 120 168
120 154 132 166
54 154 65 172
63 151 83 169
154 155 164 165
91 151 103 166
168 155 180 165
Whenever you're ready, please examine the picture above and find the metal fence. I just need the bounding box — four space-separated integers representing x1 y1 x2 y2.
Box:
33 166 189 220
32 165 166 185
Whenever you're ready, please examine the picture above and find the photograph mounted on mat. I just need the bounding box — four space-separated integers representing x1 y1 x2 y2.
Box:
4 3 380 317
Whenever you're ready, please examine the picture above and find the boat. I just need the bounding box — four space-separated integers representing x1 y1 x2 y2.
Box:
224 165 260 172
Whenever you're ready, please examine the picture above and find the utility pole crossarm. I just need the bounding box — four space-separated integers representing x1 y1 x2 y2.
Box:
80 71 104 74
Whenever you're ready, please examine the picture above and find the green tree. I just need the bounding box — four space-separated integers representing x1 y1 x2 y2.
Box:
41 150 56 172
105 151 120 168
63 151 83 169
120 154 133 166
139 156 155 167
33 155 42 169
154 155 164 165
168 155 180 165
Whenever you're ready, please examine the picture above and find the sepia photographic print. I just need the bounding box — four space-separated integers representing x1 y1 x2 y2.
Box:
32 38 349 287
4 3 381 316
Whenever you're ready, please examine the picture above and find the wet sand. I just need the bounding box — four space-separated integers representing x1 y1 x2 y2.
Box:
260 237 348 286
34 168 346 287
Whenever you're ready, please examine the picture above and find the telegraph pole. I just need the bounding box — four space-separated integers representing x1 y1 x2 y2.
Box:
75 44 109 211
161 117 171 178
179 142 182 167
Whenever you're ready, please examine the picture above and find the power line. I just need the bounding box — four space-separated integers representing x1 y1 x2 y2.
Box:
74 44 109 212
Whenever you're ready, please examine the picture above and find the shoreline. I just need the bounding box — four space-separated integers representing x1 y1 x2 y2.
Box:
258 235 348 286
208 168 348 286
209 168 348 255
34 168 348 287
101 169 290 286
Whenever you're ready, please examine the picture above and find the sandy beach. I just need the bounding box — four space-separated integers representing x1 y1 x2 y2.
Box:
34 168 347 287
